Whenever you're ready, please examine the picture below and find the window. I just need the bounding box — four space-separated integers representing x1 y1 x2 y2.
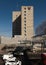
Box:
24 14 26 16
24 21 26 23
24 27 26 29
24 24 26 26
24 17 26 19
24 30 26 32
24 8 26 10
7 64 9 65
24 34 26 36
28 7 30 10
24 11 26 13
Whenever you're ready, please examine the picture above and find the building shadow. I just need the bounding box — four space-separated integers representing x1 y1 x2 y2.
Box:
12 15 21 37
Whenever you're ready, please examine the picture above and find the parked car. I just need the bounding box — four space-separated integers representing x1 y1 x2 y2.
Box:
41 53 46 65
5 60 21 65
3 54 21 65
3 54 13 60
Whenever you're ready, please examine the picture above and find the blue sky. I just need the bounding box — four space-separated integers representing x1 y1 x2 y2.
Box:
0 0 46 37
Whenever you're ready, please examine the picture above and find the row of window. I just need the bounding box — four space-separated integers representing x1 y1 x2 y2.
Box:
24 7 31 10
24 7 31 15
24 9 27 36
24 20 26 36
24 7 31 36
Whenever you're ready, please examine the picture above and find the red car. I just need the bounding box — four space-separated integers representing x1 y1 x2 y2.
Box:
41 53 46 65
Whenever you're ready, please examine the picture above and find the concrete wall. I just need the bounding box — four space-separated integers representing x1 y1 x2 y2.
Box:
0 36 23 45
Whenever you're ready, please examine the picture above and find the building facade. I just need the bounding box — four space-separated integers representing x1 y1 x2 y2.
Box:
21 6 34 40
12 6 34 40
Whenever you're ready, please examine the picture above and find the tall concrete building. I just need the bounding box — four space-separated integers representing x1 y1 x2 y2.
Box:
12 6 34 40
21 6 34 40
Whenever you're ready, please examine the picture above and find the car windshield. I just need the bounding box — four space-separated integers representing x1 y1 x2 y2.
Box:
9 61 15 62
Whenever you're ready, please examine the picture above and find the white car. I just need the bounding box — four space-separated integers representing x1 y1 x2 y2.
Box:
7 57 16 61
5 60 21 65
5 61 16 65
3 54 13 60
3 54 21 65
